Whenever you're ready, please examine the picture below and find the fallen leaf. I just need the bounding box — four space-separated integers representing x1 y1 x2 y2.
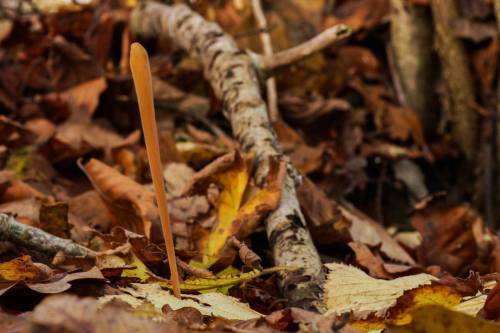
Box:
0 256 104 296
340 204 416 265
163 163 195 197
0 255 50 283
50 77 106 121
454 295 488 316
484 283 500 320
26 267 105 294
0 116 36 148
68 190 112 238
410 195 484 274
30 294 177 333
189 152 283 267
39 201 71 239
348 242 392 279
324 0 389 32
388 305 500 333
100 283 262 320
51 122 140 161
324 263 436 318
83 158 157 238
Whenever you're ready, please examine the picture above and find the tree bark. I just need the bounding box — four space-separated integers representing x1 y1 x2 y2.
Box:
130 2 324 309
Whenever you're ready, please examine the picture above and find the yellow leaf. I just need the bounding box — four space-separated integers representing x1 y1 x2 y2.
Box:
121 255 151 282
389 305 500 333
0 255 46 282
387 285 462 326
202 153 249 266
191 152 284 268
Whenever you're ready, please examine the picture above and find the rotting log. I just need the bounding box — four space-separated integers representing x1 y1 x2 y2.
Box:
0 213 96 257
129 2 349 309
431 0 477 159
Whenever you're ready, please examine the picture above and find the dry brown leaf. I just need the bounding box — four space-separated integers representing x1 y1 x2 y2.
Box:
30 294 178 333
0 256 104 296
410 195 484 274
0 115 36 148
68 190 112 237
39 201 71 239
324 0 390 32
348 241 392 279
83 158 157 238
25 117 57 144
44 77 107 122
52 122 140 160
297 178 352 245
0 197 43 226
340 204 416 265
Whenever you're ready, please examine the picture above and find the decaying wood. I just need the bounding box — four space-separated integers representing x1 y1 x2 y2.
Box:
0 213 96 257
389 0 434 131
431 0 478 159
130 2 348 309
251 0 279 121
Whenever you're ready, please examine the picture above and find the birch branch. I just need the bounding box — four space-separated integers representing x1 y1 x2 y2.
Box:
0 213 96 257
254 24 351 72
130 2 325 309
251 0 279 121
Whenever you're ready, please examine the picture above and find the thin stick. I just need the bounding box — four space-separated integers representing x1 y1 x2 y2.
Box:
130 42 181 298
260 24 351 71
251 0 279 121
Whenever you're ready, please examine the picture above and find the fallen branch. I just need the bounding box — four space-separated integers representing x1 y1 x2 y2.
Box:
251 0 279 121
254 24 351 72
130 2 332 309
0 213 96 257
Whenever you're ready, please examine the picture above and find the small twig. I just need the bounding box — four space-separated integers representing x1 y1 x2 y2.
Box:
130 42 181 298
251 0 279 121
228 236 262 270
0 213 96 257
255 24 351 72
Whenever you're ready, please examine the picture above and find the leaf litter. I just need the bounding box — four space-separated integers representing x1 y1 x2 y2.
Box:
1 0 500 332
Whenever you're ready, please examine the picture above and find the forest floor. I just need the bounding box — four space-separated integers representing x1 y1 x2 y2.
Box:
1 0 500 332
